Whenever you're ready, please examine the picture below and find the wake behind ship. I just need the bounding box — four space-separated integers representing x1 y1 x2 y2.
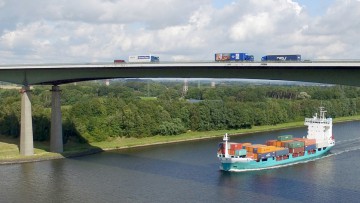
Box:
217 107 335 171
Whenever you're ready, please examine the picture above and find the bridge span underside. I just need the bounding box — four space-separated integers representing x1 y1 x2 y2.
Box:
1 62 360 155
1 63 360 86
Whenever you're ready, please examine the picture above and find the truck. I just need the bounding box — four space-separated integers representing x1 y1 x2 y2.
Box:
215 53 254 62
114 59 125 63
128 55 160 63
261 55 301 62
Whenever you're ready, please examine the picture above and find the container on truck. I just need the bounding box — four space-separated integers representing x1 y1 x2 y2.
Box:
114 59 125 63
128 55 160 63
215 53 254 62
261 55 301 61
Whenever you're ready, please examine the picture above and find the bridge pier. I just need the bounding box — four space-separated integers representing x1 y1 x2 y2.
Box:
20 85 34 156
50 85 63 153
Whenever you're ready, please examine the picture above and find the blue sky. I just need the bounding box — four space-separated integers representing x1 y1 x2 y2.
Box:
213 0 336 15
0 0 360 64
294 0 335 16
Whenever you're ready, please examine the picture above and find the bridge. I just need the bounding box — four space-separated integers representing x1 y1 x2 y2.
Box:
1 61 360 156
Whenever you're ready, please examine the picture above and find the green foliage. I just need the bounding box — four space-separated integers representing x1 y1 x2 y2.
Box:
2 82 360 143
157 118 186 135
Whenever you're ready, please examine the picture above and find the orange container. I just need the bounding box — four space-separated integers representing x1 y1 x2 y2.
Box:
266 140 277 146
228 149 235 155
293 138 316 146
246 144 266 153
257 146 276 153
246 152 255 159
276 141 283 147
241 143 252 149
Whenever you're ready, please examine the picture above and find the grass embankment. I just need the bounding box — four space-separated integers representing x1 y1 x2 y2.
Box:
1 115 360 164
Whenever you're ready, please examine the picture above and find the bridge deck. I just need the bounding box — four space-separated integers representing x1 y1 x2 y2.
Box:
1 61 360 86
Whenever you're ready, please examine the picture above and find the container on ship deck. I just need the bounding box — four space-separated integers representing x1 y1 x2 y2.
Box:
246 152 255 159
230 143 243 150
275 148 289 156
235 149 247 156
293 138 316 146
288 141 305 149
281 140 294 148
253 145 267 153
257 152 276 159
257 146 276 153
289 147 304 154
305 144 317 151
276 141 283 147
266 140 277 146
246 144 265 153
241 143 252 149
277 135 293 141
228 149 235 155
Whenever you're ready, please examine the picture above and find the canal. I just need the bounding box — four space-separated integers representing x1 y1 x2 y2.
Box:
1 121 360 202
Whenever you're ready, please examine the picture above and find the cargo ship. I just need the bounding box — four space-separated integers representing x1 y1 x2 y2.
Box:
217 107 335 171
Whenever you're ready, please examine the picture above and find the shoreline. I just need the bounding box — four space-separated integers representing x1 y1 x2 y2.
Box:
1 116 360 165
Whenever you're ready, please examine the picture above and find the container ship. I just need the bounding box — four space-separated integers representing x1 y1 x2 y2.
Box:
217 107 335 171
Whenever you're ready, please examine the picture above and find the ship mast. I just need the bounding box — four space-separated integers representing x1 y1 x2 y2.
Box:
223 133 229 158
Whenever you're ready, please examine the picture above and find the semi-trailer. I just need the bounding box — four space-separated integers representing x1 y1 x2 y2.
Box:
215 53 254 62
261 55 301 61
129 55 160 63
114 59 125 63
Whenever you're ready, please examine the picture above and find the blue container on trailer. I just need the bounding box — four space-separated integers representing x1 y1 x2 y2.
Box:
262 55 301 61
230 53 246 61
305 144 317 151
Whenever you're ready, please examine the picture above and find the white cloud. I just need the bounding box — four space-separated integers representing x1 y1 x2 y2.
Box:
230 12 274 41
0 0 360 63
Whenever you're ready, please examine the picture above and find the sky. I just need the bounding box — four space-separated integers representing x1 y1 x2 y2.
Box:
0 0 359 64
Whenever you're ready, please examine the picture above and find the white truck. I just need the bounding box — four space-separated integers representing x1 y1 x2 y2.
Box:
128 55 160 63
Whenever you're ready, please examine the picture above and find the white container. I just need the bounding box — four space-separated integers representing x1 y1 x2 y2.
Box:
128 55 159 63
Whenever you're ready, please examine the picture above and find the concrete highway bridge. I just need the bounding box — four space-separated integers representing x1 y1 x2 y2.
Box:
1 61 360 156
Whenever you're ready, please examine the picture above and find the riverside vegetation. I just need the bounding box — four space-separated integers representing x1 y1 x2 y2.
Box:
1 80 360 160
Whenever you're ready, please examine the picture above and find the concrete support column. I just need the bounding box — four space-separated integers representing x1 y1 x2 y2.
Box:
50 85 63 153
20 86 34 156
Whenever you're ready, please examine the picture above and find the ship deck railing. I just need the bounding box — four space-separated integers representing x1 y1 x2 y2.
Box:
304 118 331 125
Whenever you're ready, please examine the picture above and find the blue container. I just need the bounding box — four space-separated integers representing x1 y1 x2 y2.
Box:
245 55 254 61
305 144 317 151
275 148 289 156
230 53 246 61
262 55 301 61
258 152 276 159
235 149 247 156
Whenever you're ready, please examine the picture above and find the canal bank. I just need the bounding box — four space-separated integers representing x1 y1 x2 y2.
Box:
1 115 360 165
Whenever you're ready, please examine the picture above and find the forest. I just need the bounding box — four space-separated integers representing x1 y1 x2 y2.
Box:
1 80 360 143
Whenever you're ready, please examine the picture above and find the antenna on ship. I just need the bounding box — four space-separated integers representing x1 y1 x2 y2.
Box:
319 106 326 120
